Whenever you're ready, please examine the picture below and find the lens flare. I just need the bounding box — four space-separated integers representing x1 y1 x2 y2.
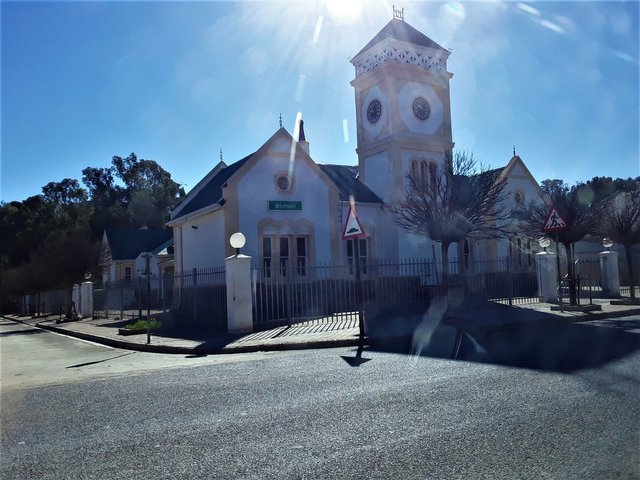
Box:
326 0 362 24
289 112 303 177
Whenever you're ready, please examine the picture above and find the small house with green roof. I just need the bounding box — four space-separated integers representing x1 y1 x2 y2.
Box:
101 227 173 284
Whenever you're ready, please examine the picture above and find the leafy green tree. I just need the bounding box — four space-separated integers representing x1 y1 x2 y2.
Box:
81 166 131 236
41 179 87 205
82 153 184 235
584 176 640 205
1 153 181 313
0 196 57 268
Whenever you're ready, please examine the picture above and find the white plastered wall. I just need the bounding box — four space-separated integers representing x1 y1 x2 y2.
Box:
174 209 226 271
236 142 333 263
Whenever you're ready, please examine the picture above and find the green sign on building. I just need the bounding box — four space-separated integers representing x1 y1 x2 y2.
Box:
268 200 302 211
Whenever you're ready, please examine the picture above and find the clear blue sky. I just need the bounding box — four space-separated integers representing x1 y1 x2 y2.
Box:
2 0 638 202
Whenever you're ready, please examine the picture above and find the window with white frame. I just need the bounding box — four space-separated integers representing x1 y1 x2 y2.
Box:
420 160 428 185
463 238 472 271
509 236 534 268
124 266 133 283
262 235 308 278
409 158 437 188
346 238 368 275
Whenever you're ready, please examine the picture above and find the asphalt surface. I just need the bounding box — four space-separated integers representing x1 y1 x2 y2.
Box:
2 317 639 479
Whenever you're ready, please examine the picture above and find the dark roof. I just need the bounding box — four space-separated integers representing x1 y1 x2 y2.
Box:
152 238 174 256
470 167 505 188
354 18 449 58
105 229 173 261
319 165 383 204
172 153 253 220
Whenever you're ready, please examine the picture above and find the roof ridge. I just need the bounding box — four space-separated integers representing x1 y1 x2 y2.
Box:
353 18 449 60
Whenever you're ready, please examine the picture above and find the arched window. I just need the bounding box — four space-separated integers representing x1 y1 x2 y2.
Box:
429 162 437 186
420 160 427 185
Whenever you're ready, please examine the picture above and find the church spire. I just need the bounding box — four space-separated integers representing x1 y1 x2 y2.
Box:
297 118 310 155
298 119 306 142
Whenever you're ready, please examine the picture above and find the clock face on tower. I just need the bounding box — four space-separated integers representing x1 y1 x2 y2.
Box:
412 97 431 120
367 99 382 124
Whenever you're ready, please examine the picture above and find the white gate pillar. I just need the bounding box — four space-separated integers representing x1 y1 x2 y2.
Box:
599 250 620 297
225 254 253 333
72 284 80 313
80 281 94 318
536 251 558 302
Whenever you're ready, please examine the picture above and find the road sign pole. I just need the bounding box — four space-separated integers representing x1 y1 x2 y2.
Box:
354 239 364 340
555 230 562 308
342 204 366 342
541 206 569 309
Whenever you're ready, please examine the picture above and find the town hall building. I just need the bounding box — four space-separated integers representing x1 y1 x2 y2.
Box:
167 14 545 276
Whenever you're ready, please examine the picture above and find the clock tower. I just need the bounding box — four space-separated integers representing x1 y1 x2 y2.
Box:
350 14 454 204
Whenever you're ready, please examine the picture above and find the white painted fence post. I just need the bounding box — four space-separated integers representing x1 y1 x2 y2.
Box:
80 281 94 318
536 251 558 302
72 285 80 314
225 254 253 333
599 251 620 297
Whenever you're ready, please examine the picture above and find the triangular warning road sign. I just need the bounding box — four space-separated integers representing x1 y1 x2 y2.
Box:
342 207 366 240
542 207 569 232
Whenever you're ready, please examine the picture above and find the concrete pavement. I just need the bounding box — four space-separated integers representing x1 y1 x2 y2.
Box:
3 298 640 355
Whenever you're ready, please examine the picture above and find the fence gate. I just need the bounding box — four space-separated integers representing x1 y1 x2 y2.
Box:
251 256 543 330
251 259 445 330
172 267 227 330
437 256 540 306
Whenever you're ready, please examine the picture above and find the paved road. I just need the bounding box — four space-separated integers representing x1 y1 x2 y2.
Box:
0 319 285 388
2 317 639 479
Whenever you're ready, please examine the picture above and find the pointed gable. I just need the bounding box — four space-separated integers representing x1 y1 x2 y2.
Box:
170 153 254 221
226 127 337 192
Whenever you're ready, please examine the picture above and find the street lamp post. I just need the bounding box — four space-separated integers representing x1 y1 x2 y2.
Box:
230 232 246 255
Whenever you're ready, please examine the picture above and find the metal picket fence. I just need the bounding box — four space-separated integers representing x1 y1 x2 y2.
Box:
172 266 227 329
619 253 640 298
446 256 539 305
19 289 67 317
252 256 540 330
87 267 229 328
93 274 174 320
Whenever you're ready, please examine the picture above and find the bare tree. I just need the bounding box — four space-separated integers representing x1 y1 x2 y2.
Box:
525 180 597 305
392 150 510 277
596 190 640 300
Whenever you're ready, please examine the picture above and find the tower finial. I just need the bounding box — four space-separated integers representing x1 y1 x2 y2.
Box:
513 145 516 157
220 148 223 161
298 119 306 142
279 113 283 128
393 5 404 21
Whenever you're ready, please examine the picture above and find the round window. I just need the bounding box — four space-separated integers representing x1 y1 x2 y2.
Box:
277 175 290 191
514 191 524 205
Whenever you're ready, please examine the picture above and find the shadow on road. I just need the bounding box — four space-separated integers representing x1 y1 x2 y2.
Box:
461 323 640 372
66 352 135 369
0 328 46 337
364 321 640 373
361 298 640 373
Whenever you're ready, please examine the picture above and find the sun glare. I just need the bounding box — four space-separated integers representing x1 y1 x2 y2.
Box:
326 0 363 24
